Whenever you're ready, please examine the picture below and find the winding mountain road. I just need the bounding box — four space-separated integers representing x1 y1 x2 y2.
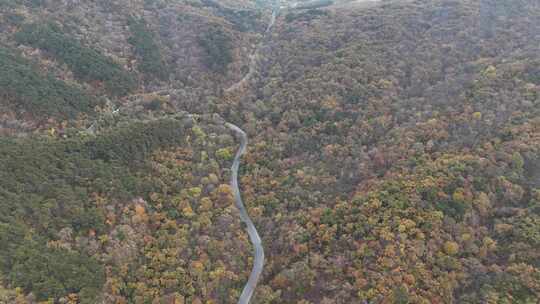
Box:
223 5 283 303
226 123 265 304
225 6 278 93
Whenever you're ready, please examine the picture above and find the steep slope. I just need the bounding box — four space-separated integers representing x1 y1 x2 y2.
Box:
0 1 270 302
0 0 266 133
0 113 263 303
214 0 540 302
0 0 540 303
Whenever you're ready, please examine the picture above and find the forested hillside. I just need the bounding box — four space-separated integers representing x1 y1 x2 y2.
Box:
1 0 539 303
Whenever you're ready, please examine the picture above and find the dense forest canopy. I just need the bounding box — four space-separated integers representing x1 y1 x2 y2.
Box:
15 23 137 96
0 47 99 120
0 0 539 303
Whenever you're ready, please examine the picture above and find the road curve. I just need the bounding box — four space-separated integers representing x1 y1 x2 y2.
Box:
226 123 265 304
224 6 278 302
225 7 279 93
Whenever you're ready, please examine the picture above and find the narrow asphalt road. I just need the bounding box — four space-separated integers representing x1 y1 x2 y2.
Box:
224 6 281 302
225 7 278 93
226 123 265 304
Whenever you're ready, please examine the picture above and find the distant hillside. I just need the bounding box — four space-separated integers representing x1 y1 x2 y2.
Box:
0 0 267 133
